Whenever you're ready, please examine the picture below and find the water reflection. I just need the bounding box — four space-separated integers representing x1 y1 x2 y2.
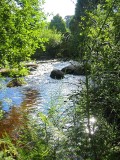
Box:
0 88 39 138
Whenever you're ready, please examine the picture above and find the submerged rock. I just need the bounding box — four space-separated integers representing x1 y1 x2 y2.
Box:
50 69 64 79
7 78 27 87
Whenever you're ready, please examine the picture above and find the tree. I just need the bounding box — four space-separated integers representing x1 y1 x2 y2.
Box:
49 14 67 34
0 0 46 67
73 0 120 159
33 29 62 59
70 0 99 33
69 0 105 59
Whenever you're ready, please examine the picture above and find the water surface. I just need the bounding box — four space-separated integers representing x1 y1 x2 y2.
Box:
0 60 85 137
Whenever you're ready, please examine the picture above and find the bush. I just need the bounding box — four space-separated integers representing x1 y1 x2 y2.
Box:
33 29 62 59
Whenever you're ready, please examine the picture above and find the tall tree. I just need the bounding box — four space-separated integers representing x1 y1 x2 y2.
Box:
49 14 67 34
69 0 105 58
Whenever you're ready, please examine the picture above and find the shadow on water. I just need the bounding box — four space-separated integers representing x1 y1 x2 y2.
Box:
0 88 39 138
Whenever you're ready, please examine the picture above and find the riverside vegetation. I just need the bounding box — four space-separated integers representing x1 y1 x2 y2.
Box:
0 0 120 159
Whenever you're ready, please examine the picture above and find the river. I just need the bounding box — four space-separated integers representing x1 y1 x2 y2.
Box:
0 60 85 138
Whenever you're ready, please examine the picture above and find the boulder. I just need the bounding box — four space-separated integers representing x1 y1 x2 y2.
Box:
61 65 85 75
7 78 27 87
61 65 76 74
25 63 38 71
50 69 64 79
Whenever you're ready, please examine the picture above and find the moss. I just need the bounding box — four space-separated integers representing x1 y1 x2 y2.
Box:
7 78 27 87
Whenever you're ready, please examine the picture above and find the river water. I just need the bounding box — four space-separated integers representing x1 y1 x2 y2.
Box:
0 60 85 138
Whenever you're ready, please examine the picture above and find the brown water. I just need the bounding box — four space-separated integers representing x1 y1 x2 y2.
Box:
0 89 39 138
0 60 85 138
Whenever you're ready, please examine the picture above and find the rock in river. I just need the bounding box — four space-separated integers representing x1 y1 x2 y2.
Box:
61 64 85 75
50 69 64 79
25 63 38 71
61 65 75 74
7 78 27 87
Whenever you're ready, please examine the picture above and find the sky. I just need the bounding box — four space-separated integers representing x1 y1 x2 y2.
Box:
43 0 77 21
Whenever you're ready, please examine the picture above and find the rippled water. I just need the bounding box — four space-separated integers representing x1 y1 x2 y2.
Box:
0 60 85 137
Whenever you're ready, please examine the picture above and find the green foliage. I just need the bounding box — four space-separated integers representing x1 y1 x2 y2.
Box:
47 30 62 47
69 0 107 59
60 31 75 58
0 133 18 160
0 109 4 120
0 0 47 67
0 0 120 159
70 0 120 159
34 29 62 58
49 14 67 34
36 0 120 159
0 120 51 160
16 122 50 160
9 67 29 77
